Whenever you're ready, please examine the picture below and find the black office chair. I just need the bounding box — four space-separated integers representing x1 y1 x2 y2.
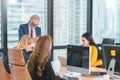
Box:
97 38 115 68
102 38 115 45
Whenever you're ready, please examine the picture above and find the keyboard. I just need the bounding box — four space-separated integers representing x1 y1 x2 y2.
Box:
91 72 106 75
114 72 120 75
62 76 79 80
113 75 120 79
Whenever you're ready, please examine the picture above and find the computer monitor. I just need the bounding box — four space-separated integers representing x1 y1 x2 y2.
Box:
102 45 120 74
67 45 91 75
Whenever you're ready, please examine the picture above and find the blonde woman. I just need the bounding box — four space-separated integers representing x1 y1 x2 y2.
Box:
28 35 62 80
4 35 35 74
16 35 35 63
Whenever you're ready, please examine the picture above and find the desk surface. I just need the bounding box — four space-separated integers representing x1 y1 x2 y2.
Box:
51 61 119 80
60 67 114 80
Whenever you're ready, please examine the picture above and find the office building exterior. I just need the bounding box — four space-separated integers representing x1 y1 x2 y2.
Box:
93 0 120 43
54 0 87 60
7 0 47 47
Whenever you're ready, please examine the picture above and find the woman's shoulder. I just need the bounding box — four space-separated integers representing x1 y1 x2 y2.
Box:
90 45 98 50
45 60 51 67
91 45 97 48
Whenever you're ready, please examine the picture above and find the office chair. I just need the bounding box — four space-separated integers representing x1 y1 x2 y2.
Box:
8 48 32 80
102 38 115 45
9 64 32 80
0 58 10 80
97 38 115 67
8 48 25 66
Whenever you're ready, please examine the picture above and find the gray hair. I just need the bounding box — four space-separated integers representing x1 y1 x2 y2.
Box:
29 15 40 22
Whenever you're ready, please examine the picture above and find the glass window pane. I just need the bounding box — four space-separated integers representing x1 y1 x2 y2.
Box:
53 0 87 46
93 0 120 43
7 0 47 48
53 49 67 61
0 2 1 48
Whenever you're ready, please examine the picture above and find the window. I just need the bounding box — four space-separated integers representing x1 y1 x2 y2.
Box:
93 0 120 43
53 49 67 61
7 0 47 48
53 0 87 61
0 2 1 48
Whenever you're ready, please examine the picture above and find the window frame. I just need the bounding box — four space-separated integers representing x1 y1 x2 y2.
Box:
1 0 93 61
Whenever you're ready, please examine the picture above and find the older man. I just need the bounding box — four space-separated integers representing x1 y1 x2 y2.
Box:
18 15 41 41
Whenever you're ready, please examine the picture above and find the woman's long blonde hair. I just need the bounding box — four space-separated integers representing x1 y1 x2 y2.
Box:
16 35 34 49
28 35 52 77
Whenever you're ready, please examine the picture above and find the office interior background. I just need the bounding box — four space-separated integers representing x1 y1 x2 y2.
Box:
0 0 120 61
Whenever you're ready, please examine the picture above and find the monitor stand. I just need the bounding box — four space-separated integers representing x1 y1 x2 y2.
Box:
107 58 116 78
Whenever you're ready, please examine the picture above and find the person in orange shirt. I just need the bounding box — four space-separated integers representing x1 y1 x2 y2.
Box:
81 32 102 67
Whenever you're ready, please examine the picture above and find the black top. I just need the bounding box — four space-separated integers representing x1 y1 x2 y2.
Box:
32 60 61 80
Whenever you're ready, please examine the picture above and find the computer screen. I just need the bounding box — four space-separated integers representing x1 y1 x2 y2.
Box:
102 45 120 73
67 45 91 75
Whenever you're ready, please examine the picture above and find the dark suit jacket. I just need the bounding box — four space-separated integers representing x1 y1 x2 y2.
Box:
31 60 61 80
18 23 41 40
22 49 32 63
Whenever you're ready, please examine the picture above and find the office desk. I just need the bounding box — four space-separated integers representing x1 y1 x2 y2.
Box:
51 61 119 80
59 67 114 80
